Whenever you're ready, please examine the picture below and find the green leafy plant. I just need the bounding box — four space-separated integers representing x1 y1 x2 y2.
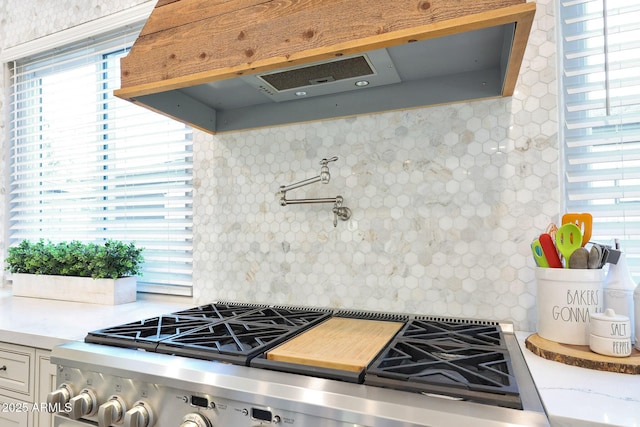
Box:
5 239 144 279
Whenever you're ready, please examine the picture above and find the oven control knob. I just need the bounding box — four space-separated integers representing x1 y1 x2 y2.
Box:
124 400 155 427
68 388 98 420
180 413 211 427
46 383 74 410
98 395 127 427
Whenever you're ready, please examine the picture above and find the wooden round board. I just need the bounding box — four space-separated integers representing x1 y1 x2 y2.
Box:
525 333 640 374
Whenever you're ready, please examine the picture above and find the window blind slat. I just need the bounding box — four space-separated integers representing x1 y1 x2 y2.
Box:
566 185 640 201
566 136 640 148
566 169 640 183
8 24 193 295
566 73 640 96
567 147 640 164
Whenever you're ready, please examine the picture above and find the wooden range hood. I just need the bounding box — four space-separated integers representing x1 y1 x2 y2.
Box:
115 0 536 134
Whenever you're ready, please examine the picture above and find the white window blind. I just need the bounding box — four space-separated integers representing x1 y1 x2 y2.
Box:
8 25 194 296
559 0 640 277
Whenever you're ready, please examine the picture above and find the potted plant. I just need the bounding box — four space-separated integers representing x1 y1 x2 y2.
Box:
5 239 144 305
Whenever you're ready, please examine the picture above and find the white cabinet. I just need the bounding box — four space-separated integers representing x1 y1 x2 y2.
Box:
0 342 35 400
0 342 53 427
35 350 56 427
0 395 33 427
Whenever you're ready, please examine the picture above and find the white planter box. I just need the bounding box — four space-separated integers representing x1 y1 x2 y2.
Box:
11 273 136 305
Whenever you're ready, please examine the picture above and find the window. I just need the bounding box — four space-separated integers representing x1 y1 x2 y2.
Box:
559 0 640 277
8 25 193 295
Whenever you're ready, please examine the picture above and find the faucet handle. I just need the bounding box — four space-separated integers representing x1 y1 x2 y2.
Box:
332 196 351 227
320 156 338 165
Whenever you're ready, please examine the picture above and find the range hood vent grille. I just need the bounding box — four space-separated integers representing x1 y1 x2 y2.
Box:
258 56 374 92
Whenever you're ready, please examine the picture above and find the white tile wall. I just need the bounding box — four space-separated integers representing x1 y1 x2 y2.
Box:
0 0 558 331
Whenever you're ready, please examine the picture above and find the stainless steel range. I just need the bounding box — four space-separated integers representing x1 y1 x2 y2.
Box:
48 302 549 427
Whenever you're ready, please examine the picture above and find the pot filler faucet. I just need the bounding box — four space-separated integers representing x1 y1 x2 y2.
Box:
278 156 352 227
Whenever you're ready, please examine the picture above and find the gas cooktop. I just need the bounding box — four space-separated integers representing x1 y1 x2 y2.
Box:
85 302 522 409
49 302 549 427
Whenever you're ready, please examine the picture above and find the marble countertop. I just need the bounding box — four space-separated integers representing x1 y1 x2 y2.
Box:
516 332 640 427
0 288 192 349
1 288 638 426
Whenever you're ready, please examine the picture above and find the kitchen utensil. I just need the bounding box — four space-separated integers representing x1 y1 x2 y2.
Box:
555 223 583 268
588 244 603 269
531 238 549 267
562 212 592 246
545 223 558 241
569 247 589 269
539 233 563 268
604 247 622 265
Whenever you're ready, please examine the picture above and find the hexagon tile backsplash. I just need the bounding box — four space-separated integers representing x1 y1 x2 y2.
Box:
1 0 557 332
193 99 558 331
191 0 558 332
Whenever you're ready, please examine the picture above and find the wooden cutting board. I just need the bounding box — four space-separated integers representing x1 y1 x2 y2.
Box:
525 333 640 374
266 317 404 372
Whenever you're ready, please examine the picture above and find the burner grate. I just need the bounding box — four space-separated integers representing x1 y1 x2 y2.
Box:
156 322 294 362
85 315 220 350
401 319 506 348
170 302 264 321
233 307 331 328
371 340 516 390
365 319 522 409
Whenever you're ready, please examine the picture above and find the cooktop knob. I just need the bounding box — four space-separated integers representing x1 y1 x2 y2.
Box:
180 413 211 427
98 395 127 427
46 383 73 410
68 388 98 420
123 400 155 427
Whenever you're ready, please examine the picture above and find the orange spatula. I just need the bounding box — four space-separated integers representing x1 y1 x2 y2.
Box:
562 212 592 247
